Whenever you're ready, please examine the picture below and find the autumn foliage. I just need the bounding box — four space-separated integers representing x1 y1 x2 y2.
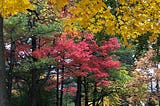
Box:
1 0 159 105
0 0 34 18
46 0 160 46
32 33 120 89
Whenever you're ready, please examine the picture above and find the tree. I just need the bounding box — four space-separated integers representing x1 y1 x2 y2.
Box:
0 1 34 106
2 1 63 105
134 48 160 105
6 36 57 106
47 0 160 46
33 32 120 106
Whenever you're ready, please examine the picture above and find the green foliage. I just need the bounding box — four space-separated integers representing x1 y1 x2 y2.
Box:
4 13 28 41
109 69 132 82
96 69 132 105
36 89 56 106
12 93 28 106
4 14 62 40
133 32 151 58
30 21 62 36
103 69 148 105
116 47 134 67
11 86 56 106
34 58 57 69
12 57 57 106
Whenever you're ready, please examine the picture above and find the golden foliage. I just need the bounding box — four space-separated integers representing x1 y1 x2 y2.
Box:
63 0 116 35
46 0 68 11
117 0 160 43
0 0 34 18
47 0 160 45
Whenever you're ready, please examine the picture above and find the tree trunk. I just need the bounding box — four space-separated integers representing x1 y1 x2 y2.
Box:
28 36 37 106
84 77 88 106
0 16 9 106
60 66 64 106
28 69 37 106
56 68 59 106
75 77 82 106
92 83 97 106
8 37 15 105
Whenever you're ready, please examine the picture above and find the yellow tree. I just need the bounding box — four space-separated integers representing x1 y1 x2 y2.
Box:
47 0 160 45
116 0 160 45
0 1 34 106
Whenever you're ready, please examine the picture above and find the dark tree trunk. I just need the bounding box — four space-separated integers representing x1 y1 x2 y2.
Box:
56 69 59 106
101 96 104 106
92 83 97 106
75 77 82 106
60 66 64 106
31 36 37 51
8 38 15 105
83 77 88 106
0 16 9 106
28 68 37 106
28 36 37 106
151 79 153 92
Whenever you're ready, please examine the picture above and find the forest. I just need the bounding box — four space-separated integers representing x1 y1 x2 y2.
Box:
0 0 160 106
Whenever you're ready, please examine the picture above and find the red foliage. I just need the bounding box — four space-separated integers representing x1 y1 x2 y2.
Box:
5 37 55 68
62 87 77 93
61 87 77 96
32 47 51 59
45 84 56 92
32 33 120 89
97 80 110 87
69 87 77 92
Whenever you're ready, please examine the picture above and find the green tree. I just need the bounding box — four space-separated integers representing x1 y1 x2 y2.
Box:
0 1 34 106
